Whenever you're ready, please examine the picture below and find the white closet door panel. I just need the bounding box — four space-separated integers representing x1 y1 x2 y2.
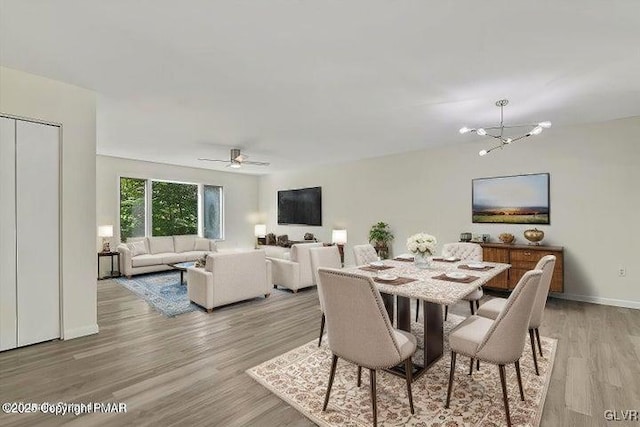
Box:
0 117 17 351
16 120 60 346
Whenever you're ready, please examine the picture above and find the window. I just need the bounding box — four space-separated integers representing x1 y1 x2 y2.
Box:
119 177 146 240
119 178 223 240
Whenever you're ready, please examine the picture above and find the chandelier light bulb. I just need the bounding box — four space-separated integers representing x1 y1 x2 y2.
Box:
476 128 487 136
229 162 242 168
459 126 471 134
539 121 552 128
479 149 488 156
530 126 543 135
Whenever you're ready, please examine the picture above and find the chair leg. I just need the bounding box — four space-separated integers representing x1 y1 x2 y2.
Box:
404 358 414 414
357 366 362 387
322 354 338 411
535 328 543 357
415 300 420 322
318 313 325 347
476 300 480 310
498 365 512 427
445 352 457 408
369 369 378 426
529 329 540 376
469 300 475 315
468 358 473 376
476 359 480 371
444 305 449 321
515 360 525 401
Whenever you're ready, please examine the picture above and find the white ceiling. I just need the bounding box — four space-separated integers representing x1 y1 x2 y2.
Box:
1 0 639 174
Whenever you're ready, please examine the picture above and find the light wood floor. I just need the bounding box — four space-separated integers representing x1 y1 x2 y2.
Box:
0 281 638 426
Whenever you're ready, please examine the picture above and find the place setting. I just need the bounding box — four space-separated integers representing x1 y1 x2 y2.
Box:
432 271 480 283
359 260 395 272
458 262 495 271
373 271 416 286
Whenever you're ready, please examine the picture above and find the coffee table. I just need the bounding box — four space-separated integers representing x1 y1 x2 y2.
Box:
168 261 196 285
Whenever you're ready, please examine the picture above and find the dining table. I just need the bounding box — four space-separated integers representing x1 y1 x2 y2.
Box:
343 257 511 381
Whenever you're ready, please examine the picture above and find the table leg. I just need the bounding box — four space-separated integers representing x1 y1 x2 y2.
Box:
111 255 115 278
423 301 444 369
180 271 185 285
381 293 395 326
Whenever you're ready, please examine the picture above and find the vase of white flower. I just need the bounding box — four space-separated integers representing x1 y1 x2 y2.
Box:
406 232 437 269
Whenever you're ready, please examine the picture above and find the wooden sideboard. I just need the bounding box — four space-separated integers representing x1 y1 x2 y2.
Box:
480 243 564 293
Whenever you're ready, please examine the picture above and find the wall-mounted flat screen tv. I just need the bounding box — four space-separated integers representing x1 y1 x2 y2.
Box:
278 187 322 226
472 173 550 224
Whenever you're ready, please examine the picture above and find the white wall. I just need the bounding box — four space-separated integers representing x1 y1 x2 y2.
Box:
0 66 98 338
259 117 640 308
96 155 259 253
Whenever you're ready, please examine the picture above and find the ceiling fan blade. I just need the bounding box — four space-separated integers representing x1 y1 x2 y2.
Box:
198 158 230 163
242 160 270 166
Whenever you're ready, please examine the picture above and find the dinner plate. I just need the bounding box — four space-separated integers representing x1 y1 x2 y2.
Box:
369 261 384 267
445 272 467 279
445 256 458 261
396 254 413 260
376 274 398 281
467 263 485 269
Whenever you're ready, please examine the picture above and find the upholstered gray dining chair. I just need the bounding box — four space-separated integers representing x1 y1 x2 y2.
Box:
476 255 556 375
309 246 343 347
416 242 483 322
445 269 543 427
318 268 416 426
352 244 379 266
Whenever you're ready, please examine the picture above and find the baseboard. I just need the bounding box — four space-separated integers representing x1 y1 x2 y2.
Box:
63 324 99 340
552 293 640 309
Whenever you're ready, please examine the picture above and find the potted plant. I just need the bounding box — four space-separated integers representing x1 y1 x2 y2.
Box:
369 222 394 259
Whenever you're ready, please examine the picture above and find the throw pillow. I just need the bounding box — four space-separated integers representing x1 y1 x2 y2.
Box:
127 240 147 257
194 238 210 251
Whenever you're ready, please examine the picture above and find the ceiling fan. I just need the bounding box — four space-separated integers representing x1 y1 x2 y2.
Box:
198 148 270 169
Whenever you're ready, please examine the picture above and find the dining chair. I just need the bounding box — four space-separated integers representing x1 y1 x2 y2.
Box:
445 269 543 427
415 242 483 322
352 244 379 266
309 246 343 347
476 255 556 375
318 268 416 426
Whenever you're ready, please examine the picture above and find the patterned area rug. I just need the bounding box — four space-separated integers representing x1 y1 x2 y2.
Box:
247 314 556 426
114 271 203 317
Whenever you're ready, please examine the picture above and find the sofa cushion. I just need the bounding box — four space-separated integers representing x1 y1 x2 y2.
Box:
127 236 149 253
162 253 188 264
148 236 175 254
194 238 210 251
127 240 148 257
174 235 196 253
131 254 165 268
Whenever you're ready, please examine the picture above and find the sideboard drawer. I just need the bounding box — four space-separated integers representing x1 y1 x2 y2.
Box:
480 243 564 293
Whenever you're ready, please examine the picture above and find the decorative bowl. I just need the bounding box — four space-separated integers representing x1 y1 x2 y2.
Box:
498 233 515 244
524 228 544 245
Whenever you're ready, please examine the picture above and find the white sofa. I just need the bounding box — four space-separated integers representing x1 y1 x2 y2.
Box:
117 235 217 278
187 250 272 312
267 242 322 293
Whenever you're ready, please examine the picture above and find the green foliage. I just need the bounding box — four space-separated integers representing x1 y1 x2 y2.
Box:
369 222 394 244
151 181 198 236
120 178 146 240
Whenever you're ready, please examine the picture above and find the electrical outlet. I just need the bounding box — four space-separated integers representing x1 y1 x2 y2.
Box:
618 267 626 277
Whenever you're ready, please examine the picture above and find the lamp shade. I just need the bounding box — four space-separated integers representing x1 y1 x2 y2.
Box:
254 224 267 237
98 225 114 238
332 229 347 245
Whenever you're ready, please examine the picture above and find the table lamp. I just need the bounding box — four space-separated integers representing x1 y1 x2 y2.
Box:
332 229 347 265
98 225 114 253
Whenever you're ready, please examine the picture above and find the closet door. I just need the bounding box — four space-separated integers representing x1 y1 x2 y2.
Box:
0 117 17 351
15 120 60 346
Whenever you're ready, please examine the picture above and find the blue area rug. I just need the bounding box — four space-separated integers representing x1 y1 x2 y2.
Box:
114 271 203 317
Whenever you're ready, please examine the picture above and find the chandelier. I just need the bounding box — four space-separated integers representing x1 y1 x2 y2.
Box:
459 99 551 156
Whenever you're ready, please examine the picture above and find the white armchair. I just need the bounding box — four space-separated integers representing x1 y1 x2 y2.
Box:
186 250 271 312
268 242 322 293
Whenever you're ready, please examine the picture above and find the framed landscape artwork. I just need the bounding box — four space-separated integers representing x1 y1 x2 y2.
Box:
472 173 550 224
